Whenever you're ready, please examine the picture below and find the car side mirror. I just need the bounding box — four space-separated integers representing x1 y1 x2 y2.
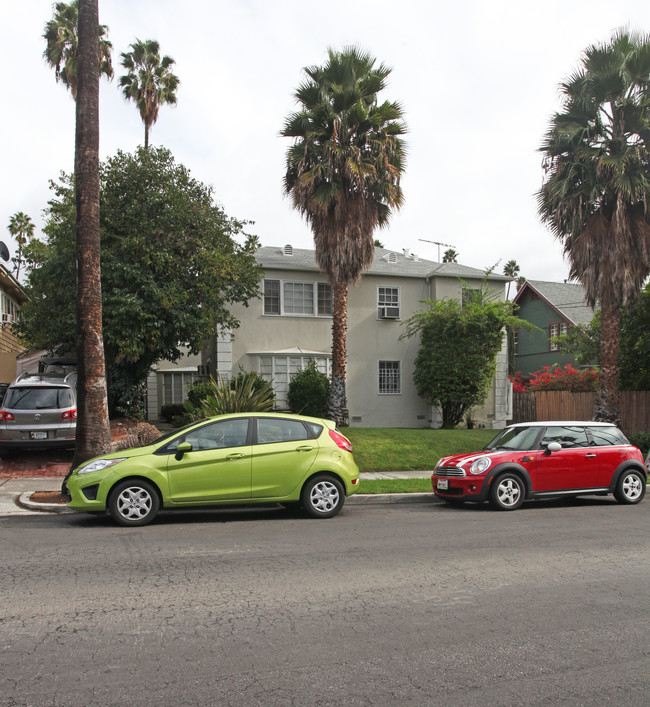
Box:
175 441 192 461
545 441 562 456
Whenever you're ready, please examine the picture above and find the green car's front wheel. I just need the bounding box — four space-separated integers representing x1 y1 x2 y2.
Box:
109 480 160 527
301 475 345 518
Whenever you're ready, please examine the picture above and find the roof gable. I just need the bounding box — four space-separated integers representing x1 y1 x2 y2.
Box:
514 280 595 326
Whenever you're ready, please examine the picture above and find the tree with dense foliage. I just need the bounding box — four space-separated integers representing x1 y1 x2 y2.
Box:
503 259 520 300
7 212 35 279
71 0 111 475
402 287 523 428
43 0 113 100
442 248 458 263
537 30 650 424
18 147 262 417
282 47 407 425
119 39 179 148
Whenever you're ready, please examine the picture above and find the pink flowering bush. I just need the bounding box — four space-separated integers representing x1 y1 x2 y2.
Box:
520 364 599 392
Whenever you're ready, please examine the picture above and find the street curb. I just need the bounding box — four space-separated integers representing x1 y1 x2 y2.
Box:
15 491 441 514
17 493 74 514
348 492 439 505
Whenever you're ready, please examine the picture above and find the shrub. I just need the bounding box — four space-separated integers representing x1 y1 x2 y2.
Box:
160 403 186 423
184 372 275 419
627 431 650 456
526 364 599 392
288 361 330 418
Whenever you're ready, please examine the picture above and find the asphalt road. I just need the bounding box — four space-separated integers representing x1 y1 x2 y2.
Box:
1 497 649 706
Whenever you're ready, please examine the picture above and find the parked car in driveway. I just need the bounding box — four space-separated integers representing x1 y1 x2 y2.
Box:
0 372 77 457
67 412 359 526
433 421 647 510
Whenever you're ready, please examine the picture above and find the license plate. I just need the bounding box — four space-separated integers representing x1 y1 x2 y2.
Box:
30 431 47 440
437 479 448 490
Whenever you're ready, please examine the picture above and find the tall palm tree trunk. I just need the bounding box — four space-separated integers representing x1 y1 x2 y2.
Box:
328 282 349 426
66 0 111 488
595 297 621 425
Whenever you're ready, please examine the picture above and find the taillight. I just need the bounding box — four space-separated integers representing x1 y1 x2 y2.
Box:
0 410 14 421
62 409 77 420
329 429 353 453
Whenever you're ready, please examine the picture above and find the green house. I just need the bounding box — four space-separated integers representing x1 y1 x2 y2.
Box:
513 280 595 380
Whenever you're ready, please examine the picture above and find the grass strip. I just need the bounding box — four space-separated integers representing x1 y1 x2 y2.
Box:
356 478 433 494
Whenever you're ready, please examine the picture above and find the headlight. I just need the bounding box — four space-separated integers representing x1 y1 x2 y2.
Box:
76 458 126 475
469 457 491 475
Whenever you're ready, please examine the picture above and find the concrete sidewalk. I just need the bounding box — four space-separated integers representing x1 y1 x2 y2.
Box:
0 471 435 516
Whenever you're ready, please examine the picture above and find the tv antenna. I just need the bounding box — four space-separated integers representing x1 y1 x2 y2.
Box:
418 238 455 262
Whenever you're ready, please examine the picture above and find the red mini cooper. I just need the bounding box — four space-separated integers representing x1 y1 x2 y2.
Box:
433 422 647 510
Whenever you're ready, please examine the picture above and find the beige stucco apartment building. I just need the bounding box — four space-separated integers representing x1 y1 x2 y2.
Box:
184 244 512 429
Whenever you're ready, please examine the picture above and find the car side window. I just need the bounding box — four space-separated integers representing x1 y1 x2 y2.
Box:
540 426 590 449
588 426 628 446
167 418 249 452
257 418 309 444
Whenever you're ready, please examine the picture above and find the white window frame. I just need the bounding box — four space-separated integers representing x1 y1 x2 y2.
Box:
263 279 332 317
378 360 401 395
377 286 401 319
259 355 332 407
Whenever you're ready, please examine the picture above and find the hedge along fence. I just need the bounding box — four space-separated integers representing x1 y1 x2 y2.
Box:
512 390 650 434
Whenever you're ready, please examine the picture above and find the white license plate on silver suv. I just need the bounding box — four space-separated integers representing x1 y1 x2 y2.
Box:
30 431 47 440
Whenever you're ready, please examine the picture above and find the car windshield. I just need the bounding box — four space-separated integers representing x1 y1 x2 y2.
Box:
4 386 73 410
484 426 539 451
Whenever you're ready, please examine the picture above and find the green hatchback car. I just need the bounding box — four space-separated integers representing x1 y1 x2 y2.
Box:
67 412 360 526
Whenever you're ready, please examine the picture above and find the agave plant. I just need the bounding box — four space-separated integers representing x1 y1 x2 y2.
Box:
184 372 274 419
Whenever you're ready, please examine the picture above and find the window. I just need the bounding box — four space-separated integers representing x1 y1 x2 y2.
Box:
162 371 201 406
284 282 314 314
168 418 250 451
549 322 568 351
317 283 333 316
379 361 401 394
263 280 280 315
513 328 519 354
259 355 331 408
377 287 400 319
588 426 628 446
540 426 589 449
462 288 480 306
257 418 310 444
263 279 332 317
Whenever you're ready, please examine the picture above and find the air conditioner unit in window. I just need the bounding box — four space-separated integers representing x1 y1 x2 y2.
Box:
379 307 400 319
1 313 13 324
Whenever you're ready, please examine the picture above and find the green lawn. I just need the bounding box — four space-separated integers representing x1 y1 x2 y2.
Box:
343 427 495 472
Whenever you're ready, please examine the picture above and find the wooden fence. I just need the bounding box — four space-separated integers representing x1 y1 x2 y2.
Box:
512 390 650 433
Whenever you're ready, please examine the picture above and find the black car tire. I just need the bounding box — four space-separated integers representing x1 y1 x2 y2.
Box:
489 473 525 511
109 479 160 527
301 475 345 518
613 470 646 505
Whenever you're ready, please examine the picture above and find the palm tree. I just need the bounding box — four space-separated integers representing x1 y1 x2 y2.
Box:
43 0 113 100
119 39 179 148
503 259 520 300
68 0 111 484
442 248 458 263
282 47 407 424
7 212 34 279
538 29 650 424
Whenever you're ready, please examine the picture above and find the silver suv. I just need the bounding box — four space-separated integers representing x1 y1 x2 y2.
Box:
0 372 77 456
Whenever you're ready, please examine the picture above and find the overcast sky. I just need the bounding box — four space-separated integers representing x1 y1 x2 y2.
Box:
4 0 650 283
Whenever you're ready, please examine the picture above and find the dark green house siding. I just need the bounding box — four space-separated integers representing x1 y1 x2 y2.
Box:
515 290 575 378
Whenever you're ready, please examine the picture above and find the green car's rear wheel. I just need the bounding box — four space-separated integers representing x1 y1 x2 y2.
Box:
301 475 344 518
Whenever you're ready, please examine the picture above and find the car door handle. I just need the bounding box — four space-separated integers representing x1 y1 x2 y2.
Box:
585 453 597 458
226 453 246 460
296 445 314 452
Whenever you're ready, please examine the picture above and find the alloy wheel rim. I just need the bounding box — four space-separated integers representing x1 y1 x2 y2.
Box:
623 475 642 500
117 487 153 520
310 481 339 513
497 478 521 507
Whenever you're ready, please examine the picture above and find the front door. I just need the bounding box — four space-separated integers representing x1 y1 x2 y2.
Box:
166 417 252 503
533 425 599 492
